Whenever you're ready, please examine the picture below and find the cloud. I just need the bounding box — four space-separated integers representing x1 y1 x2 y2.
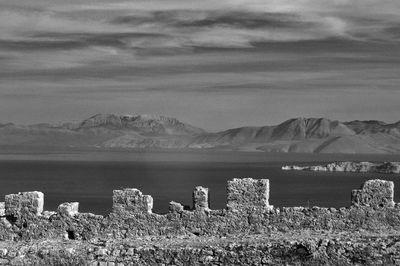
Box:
0 0 400 128
1 0 399 58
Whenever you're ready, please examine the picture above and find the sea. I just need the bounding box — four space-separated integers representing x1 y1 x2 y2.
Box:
0 150 399 215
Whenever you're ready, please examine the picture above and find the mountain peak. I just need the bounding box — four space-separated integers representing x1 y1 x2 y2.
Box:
0 115 399 154
270 117 354 140
344 119 399 134
79 114 123 129
77 113 205 135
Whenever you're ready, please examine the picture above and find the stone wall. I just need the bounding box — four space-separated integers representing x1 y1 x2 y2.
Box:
0 178 399 242
351 179 395 208
1 232 400 266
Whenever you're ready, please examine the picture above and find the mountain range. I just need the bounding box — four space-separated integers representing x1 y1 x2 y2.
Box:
1 114 399 154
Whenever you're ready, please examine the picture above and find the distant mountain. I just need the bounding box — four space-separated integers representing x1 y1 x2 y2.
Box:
0 114 204 149
270 118 355 140
344 120 400 135
190 117 400 153
76 114 205 135
0 114 399 154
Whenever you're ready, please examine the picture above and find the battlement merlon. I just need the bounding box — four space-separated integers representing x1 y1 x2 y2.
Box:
193 186 209 210
112 188 153 214
58 202 79 217
227 178 272 211
1 178 398 220
5 191 44 218
351 179 395 208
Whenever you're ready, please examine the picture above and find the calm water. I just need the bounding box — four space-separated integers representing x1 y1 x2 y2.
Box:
0 151 399 215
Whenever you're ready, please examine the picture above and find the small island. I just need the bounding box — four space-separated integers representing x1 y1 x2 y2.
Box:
282 161 400 174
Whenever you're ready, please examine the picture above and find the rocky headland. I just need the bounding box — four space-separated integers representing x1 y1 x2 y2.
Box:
0 178 400 265
282 161 400 174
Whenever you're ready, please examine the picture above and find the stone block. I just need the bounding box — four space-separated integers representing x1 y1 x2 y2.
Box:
227 178 271 211
193 186 209 210
0 202 4 216
5 191 44 217
351 179 394 208
169 201 184 213
58 202 79 217
42 211 57 219
112 188 153 214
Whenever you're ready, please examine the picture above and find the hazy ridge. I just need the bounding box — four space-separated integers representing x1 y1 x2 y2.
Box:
0 114 399 154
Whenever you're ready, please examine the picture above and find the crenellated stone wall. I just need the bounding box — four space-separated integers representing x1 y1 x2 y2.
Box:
227 178 272 212
5 191 44 218
0 178 399 242
351 179 395 208
1 178 400 265
112 188 153 214
193 186 209 210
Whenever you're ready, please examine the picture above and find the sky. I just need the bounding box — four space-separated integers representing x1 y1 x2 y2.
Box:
1 0 400 131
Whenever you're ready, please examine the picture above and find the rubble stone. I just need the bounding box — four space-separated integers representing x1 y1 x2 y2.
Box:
169 201 184 213
58 202 79 217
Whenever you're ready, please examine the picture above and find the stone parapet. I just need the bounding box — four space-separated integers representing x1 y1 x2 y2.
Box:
5 191 44 218
0 178 398 242
227 178 271 211
351 179 395 208
112 188 153 214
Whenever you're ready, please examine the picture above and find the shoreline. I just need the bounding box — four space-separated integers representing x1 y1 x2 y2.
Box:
0 148 399 163
282 161 400 174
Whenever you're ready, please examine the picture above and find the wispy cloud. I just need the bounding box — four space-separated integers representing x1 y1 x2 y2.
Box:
1 0 398 76
0 0 400 127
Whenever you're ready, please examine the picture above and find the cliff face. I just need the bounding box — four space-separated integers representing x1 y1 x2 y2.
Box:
0 114 400 153
0 178 400 265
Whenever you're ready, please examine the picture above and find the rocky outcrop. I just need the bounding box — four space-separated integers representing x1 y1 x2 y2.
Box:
0 178 400 264
282 161 400 174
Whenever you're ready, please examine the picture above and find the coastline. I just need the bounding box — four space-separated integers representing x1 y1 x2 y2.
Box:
0 147 399 163
282 161 400 174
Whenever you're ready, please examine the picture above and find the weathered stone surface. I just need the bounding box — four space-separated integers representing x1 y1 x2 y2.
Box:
351 179 394 208
169 201 184 214
0 178 399 265
2 232 400 266
193 186 209 210
112 188 153 214
227 178 271 211
42 211 56 219
57 202 79 217
5 191 44 218
0 202 4 217
0 178 399 242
